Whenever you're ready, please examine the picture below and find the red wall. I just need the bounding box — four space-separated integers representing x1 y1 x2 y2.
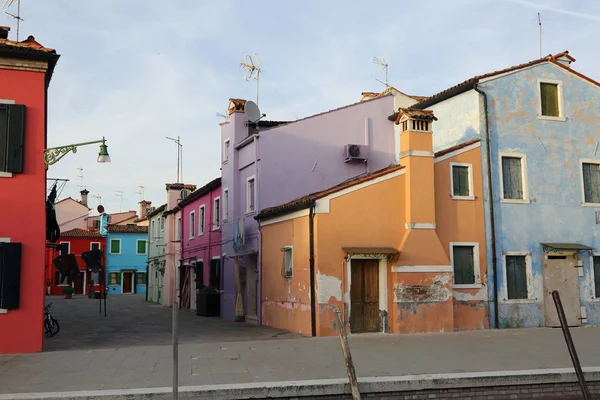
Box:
0 68 48 354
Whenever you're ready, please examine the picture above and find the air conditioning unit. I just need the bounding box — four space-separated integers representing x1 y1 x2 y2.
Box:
344 144 368 163
180 189 191 200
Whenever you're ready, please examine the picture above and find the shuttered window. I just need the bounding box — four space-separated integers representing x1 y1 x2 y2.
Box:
0 104 26 173
110 239 120 254
540 82 560 117
282 247 293 279
136 240 146 255
582 163 600 204
452 165 470 197
209 259 220 289
502 157 524 199
506 255 528 299
135 272 146 285
452 245 475 285
594 257 600 299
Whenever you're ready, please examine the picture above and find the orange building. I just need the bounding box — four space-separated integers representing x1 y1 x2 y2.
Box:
256 109 488 336
0 27 60 353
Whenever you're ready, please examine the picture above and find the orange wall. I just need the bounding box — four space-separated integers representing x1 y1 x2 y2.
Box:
0 68 48 353
434 146 489 331
260 215 312 335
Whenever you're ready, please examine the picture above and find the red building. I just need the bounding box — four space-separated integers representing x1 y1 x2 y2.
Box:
45 229 106 296
0 27 59 353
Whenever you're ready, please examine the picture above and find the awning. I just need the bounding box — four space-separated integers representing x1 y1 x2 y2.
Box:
342 246 400 260
541 242 593 253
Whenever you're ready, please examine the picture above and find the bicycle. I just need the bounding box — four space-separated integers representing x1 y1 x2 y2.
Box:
44 303 60 337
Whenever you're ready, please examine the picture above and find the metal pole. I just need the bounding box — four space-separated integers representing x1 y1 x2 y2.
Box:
333 308 361 400
176 136 180 184
552 290 590 399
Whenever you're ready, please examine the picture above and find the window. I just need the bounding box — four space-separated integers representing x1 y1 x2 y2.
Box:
90 271 100 285
136 240 147 255
594 256 600 298
223 139 230 163
90 242 101 251
539 81 561 118
59 241 71 255
282 246 293 279
209 258 220 289
109 272 120 285
160 217 164 231
223 189 229 221
450 163 473 199
0 103 26 174
500 154 528 202
55 270 69 286
213 197 220 230
246 176 256 213
150 220 155 242
195 261 204 288
582 161 600 204
136 272 146 285
450 243 480 286
199 205 205 235
505 255 529 300
110 239 121 254
189 211 196 239
176 217 182 241
93 220 100 230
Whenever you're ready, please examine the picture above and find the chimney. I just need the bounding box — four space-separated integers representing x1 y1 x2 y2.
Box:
0 26 9 40
80 189 89 207
165 183 197 210
139 200 151 218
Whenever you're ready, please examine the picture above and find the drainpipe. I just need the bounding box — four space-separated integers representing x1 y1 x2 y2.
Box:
473 83 499 329
254 133 262 324
309 204 317 337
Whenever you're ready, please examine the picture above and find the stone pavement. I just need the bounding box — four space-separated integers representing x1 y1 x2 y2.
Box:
2 325 600 395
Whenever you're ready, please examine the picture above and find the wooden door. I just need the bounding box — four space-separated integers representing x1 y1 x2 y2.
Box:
349 260 380 333
74 271 84 294
123 272 133 294
543 254 581 327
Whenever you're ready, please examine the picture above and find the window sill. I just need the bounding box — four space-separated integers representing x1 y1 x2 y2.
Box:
454 283 482 289
0 309 7 314
502 298 537 304
0 172 12 178
198 232 205 237
582 202 600 208
501 198 530 204
537 115 566 122
245 211 256 217
222 160 228 165
452 195 475 201
189 236 195 241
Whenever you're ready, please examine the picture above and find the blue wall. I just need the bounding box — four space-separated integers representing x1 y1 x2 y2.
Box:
106 232 148 295
482 62 600 328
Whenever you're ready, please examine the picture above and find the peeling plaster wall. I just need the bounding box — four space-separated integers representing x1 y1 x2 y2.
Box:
481 63 600 328
260 216 312 335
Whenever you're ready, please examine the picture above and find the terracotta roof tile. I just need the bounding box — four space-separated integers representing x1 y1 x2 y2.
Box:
178 178 221 208
60 228 104 238
434 138 481 158
106 225 148 234
228 98 247 114
0 35 56 54
147 204 167 218
395 108 437 123
165 183 197 191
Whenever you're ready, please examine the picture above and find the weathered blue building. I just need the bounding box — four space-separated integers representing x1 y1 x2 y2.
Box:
105 225 149 295
411 51 600 329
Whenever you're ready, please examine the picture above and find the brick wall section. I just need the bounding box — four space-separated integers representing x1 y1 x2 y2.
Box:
293 382 600 400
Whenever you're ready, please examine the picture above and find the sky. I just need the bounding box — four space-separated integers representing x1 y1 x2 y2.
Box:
6 0 600 214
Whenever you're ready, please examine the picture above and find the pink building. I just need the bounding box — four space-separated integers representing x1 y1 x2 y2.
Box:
178 178 222 313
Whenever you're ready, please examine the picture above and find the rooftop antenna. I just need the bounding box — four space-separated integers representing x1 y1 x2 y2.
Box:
240 53 261 106
216 111 230 122
136 184 145 201
373 56 390 88
538 12 543 58
3 0 22 41
115 190 123 212
93 193 102 207
76 166 85 191
166 136 182 184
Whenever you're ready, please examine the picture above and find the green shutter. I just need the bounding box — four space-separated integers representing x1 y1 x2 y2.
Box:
5 104 25 173
594 257 600 299
506 256 528 299
540 83 559 117
110 240 120 254
453 246 475 285
137 240 146 254
452 166 470 196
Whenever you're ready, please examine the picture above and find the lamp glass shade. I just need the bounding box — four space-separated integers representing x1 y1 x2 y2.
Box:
97 142 111 163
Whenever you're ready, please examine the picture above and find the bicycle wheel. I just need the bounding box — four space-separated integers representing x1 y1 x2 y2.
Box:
49 317 60 336
44 319 54 338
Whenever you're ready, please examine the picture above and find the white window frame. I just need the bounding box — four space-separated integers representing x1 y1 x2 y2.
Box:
189 210 196 239
282 246 293 280
580 159 600 207
59 241 71 255
160 217 164 231
223 189 229 222
499 152 530 204
246 175 256 214
136 239 147 255
449 162 474 200
150 220 155 243
502 251 535 303
109 239 121 255
198 205 205 236
90 242 101 251
537 79 565 121
590 253 600 301
449 242 481 289
213 197 220 230
176 217 182 241
223 138 230 164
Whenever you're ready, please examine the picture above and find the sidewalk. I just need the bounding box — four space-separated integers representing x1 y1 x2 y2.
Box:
1 326 599 395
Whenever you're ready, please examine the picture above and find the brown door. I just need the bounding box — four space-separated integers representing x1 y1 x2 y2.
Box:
349 259 380 333
123 272 133 294
74 271 84 295
543 254 581 327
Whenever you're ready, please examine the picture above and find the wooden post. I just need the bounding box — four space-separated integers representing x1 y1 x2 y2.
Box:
333 308 361 400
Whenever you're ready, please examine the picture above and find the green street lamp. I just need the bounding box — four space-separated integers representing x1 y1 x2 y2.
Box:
44 137 111 169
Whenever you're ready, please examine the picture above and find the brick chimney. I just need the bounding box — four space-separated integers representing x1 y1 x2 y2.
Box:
139 200 151 218
0 26 10 40
80 189 89 207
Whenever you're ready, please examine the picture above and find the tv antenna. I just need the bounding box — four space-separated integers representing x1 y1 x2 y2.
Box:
216 111 230 122
93 193 102 206
136 184 145 201
166 136 183 183
538 12 543 58
2 0 23 41
76 166 85 191
115 190 123 212
240 53 261 106
373 56 390 88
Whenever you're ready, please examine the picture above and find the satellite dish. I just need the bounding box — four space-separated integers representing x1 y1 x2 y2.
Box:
97 205 105 214
245 100 261 123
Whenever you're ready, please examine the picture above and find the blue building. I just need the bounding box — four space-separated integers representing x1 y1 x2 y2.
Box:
105 225 149 295
406 51 600 329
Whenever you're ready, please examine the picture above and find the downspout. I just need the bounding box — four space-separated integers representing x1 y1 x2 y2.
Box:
254 133 261 324
473 83 499 329
309 204 317 337
178 209 184 309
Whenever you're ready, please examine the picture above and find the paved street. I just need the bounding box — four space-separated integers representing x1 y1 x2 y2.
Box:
43 295 300 351
1 317 600 395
